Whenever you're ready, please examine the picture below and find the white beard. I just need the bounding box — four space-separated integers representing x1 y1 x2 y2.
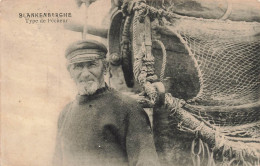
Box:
77 81 99 95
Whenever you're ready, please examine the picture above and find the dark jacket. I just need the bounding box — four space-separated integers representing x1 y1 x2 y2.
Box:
53 87 160 166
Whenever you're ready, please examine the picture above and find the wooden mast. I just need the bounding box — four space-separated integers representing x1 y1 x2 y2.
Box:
82 0 90 39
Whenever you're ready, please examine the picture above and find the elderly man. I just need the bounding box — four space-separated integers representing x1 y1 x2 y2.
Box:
53 40 160 166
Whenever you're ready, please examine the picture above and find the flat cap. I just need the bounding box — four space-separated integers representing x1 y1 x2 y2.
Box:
65 40 107 64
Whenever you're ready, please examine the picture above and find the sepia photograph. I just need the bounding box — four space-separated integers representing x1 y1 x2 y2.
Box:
1 0 260 166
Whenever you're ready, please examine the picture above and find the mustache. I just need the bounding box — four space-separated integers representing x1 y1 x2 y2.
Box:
77 77 95 83
76 75 96 83
79 79 95 83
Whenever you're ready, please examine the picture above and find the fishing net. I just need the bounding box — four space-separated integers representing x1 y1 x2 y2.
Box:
166 17 260 126
132 2 260 165
168 17 260 130
171 19 260 105
154 10 260 166
110 1 260 165
167 18 260 165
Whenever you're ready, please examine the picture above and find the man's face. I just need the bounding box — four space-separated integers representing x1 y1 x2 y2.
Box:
69 59 105 95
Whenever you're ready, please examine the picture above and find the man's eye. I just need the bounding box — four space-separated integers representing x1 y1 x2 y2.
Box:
88 62 98 68
73 63 84 69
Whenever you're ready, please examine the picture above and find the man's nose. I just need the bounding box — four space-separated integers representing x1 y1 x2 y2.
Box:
80 66 91 77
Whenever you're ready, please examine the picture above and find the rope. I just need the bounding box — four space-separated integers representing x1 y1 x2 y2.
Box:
132 10 139 81
132 1 260 25
133 43 145 81
132 7 157 103
191 138 204 166
173 31 205 99
220 0 233 20
205 143 216 166
165 93 260 162
153 39 167 82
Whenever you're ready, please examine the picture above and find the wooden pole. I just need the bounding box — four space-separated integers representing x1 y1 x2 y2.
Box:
82 1 90 40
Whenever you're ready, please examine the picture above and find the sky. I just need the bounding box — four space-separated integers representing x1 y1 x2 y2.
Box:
1 0 112 165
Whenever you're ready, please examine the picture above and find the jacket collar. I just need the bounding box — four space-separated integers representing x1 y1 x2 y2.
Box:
76 85 109 104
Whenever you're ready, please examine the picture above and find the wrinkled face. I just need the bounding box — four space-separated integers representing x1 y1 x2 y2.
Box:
68 59 105 95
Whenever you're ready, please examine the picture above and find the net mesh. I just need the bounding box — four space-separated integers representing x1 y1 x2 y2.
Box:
127 0 260 164
166 18 260 128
